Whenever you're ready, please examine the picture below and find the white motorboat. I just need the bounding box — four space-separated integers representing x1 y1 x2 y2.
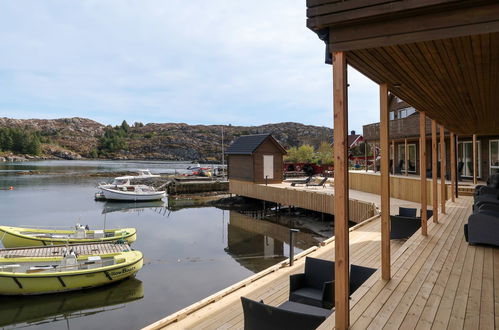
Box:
100 184 166 202
97 170 159 189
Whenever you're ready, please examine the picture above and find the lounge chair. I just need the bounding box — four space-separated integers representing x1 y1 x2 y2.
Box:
306 177 328 188
390 215 421 239
290 176 313 186
398 207 417 217
241 297 330 330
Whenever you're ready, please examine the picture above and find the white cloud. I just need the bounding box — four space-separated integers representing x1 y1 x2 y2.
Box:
0 0 378 132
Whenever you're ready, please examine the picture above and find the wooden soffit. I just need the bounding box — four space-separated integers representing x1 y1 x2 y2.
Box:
307 0 499 135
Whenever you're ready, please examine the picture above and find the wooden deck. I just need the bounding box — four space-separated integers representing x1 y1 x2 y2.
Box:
146 214 406 329
319 196 498 330
146 196 495 330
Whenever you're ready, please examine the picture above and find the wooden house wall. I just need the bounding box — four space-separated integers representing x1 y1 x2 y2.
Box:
253 139 284 184
228 154 254 182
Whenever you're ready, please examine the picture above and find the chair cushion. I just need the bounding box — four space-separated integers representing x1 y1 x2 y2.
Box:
289 287 323 307
279 301 332 317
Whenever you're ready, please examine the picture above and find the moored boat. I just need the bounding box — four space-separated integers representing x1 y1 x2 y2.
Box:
100 185 166 202
0 225 136 248
0 243 143 295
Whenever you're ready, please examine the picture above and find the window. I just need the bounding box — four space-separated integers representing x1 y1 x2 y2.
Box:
397 144 417 173
396 107 416 119
490 140 499 176
458 141 481 178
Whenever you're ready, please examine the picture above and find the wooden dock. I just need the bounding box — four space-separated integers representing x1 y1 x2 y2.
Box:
145 197 491 329
229 178 429 223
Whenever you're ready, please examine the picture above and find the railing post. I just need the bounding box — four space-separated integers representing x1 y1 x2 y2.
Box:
289 229 299 266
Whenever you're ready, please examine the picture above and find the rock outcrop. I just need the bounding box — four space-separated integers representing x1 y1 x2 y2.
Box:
0 117 333 162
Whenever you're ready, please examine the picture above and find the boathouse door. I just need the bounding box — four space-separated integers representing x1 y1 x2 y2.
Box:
263 155 274 180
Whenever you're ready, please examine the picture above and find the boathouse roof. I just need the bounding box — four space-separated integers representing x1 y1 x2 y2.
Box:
225 134 286 155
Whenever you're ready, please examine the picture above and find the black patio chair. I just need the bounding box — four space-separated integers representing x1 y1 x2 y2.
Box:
306 177 328 188
465 209 499 247
350 264 377 293
289 257 377 309
390 215 421 239
289 257 334 308
398 207 417 218
241 297 330 330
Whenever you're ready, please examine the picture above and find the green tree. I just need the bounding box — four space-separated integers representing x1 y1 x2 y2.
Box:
317 142 333 165
121 120 130 132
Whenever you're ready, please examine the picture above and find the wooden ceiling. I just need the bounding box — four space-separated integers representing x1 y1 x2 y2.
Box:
306 0 499 135
347 33 499 135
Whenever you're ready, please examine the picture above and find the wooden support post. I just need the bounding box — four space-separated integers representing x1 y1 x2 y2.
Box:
392 140 395 174
419 112 427 236
440 126 446 214
473 134 478 185
456 135 459 198
450 132 456 202
432 120 439 223
380 83 390 281
365 141 368 172
333 51 349 330
404 138 409 176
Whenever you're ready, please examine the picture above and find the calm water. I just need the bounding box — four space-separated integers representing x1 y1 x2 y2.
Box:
0 160 326 330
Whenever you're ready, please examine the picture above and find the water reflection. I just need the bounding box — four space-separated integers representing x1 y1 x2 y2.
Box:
0 278 143 328
101 201 167 215
0 161 327 329
225 211 321 273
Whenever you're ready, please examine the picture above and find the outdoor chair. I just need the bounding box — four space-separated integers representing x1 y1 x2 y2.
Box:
465 208 499 247
289 257 334 308
289 257 377 309
290 176 313 186
306 177 328 188
241 297 330 330
349 264 377 293
390 215 421 239
398 207 417 218
421 209 433 220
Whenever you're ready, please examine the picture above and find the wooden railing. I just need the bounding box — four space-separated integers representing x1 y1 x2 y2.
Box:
349 171 449 205
229 180 377 223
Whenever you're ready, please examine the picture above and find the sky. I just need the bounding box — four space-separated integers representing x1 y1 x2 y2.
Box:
0 0 379 133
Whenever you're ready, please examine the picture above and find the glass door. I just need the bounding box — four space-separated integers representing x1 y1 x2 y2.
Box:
490 140 499 176
397 144 417 173
458 141 481 178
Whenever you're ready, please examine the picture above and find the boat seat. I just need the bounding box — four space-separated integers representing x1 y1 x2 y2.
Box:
61 254 78 271
86 256 102 269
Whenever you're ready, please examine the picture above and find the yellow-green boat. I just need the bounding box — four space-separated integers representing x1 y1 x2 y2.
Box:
0 225 136 248
0 243 143 295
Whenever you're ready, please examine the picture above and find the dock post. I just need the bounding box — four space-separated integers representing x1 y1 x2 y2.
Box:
289 229 299 266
